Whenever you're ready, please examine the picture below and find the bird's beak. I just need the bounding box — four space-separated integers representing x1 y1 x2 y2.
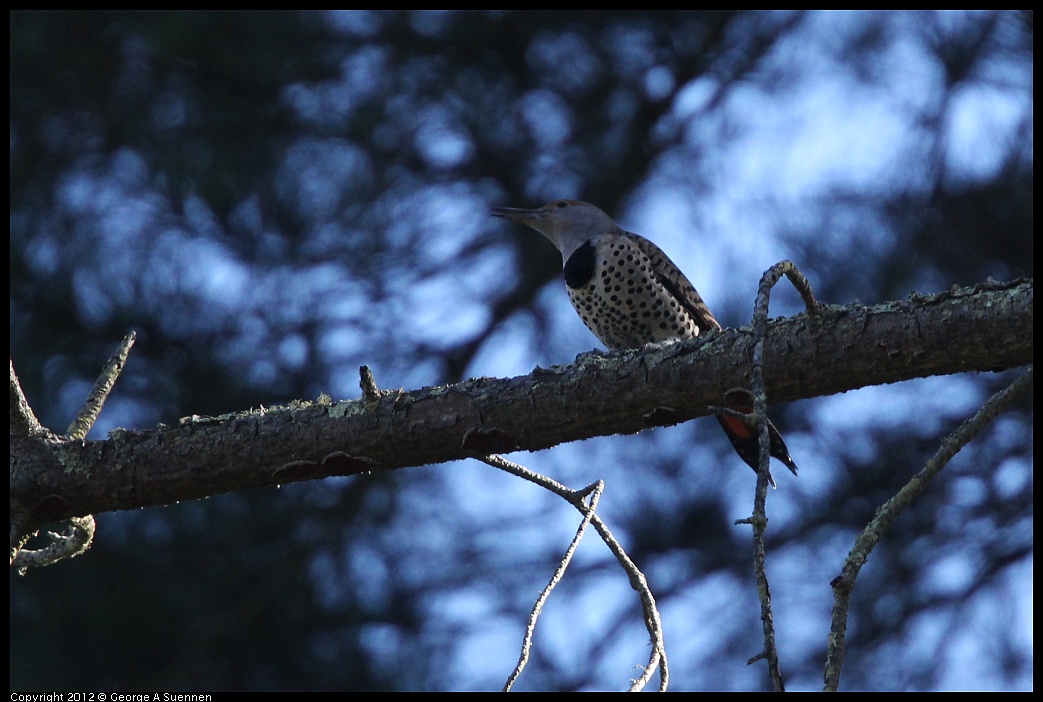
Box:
491 206 545 225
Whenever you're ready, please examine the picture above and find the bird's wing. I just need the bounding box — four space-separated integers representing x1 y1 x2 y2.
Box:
624 231 722 333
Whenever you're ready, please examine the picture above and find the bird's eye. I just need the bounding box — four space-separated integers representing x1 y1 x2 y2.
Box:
556 201 569 208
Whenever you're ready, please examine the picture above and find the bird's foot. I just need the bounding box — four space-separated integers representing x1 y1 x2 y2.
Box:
640 338 682 353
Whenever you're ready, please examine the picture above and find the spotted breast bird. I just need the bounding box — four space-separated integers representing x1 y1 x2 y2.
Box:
492 199 798 486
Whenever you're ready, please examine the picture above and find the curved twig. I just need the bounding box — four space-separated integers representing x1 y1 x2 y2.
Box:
11 515 96 574
478 453 669 692
745 260 822 690
823 366 1033 691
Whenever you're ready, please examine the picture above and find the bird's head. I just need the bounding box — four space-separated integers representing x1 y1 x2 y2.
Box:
492 200 617 261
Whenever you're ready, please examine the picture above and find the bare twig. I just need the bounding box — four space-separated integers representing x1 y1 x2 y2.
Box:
359 365 383 401
503 477 602 692
12 333 135 570
10 508 34 565
10 360 44 436
11 516 96 575
742 260 821 690
823 366 1033 691
65 331 136 440
478 453 669 692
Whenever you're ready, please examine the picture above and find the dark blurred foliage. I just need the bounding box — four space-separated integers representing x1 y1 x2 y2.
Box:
10 10 1032 691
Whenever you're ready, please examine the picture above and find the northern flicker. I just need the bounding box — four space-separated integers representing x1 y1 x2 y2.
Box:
492 199 798 485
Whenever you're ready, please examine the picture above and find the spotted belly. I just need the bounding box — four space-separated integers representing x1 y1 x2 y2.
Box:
564 238 703 350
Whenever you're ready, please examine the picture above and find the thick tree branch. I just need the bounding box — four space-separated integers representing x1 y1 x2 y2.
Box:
9 280 1032 528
